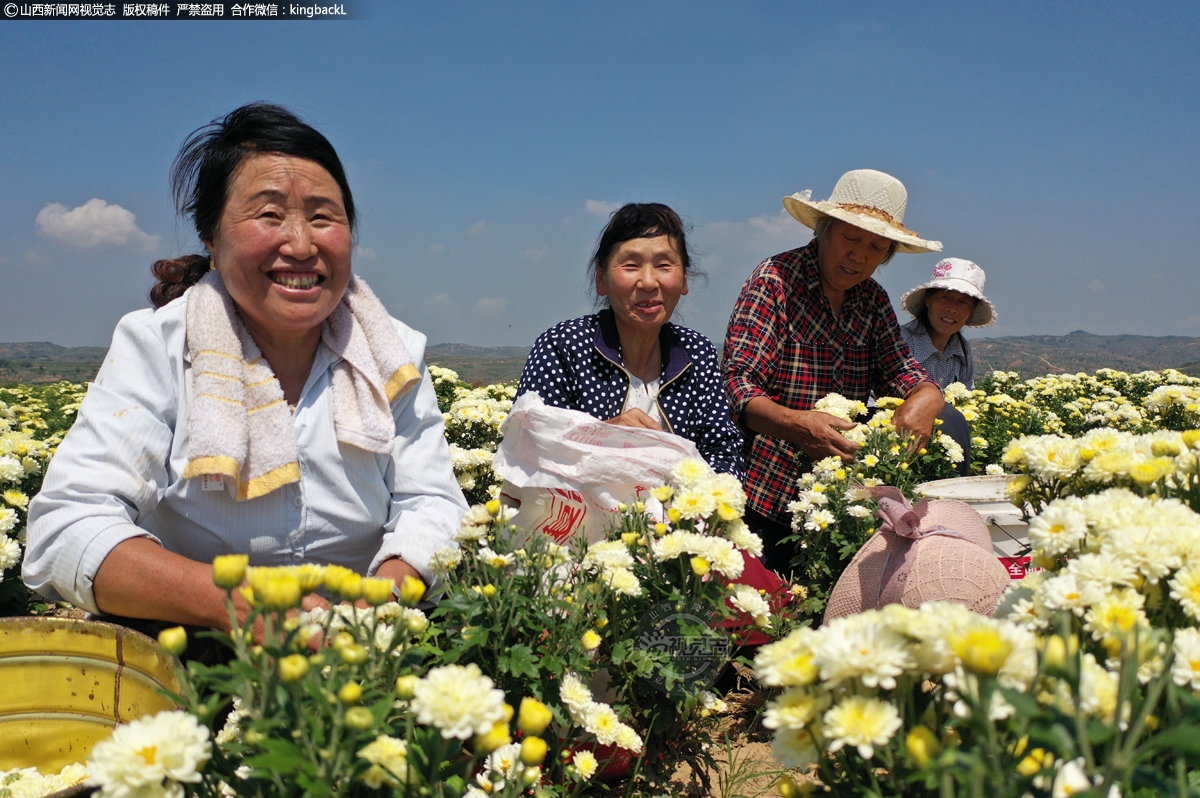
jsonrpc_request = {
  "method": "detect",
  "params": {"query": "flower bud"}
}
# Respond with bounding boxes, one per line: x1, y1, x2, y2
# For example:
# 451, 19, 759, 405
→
157, 626, 187, 657
482, 584, 497, 598
339, 643, 369, 665
905, 726, 940, 767
690, 556, 711, 576
212, 554, 249, 589
362, 577, 395, 606
338, 572, 364, 602
517, 697, 553, 735
406, 613, 428, 635
338, 682, 363, 704
667, 508, 682, 523
485, 499, 502, 517
344, 706, 374, 730
395, 674, 418, 700
521, 736, 548, 765
398, 575, 426, 606
621, 532, 638, 546
581, 630, 602, 651
475, 721, 511, 753
279, 653, 310, 682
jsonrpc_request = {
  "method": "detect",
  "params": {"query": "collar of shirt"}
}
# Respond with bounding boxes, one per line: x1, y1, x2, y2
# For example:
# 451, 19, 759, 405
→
595, 308, 692, 381
902, 317, 966, 364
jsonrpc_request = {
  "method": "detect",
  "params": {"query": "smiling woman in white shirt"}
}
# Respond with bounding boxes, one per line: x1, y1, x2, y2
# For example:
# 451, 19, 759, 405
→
23, 104, 467, 640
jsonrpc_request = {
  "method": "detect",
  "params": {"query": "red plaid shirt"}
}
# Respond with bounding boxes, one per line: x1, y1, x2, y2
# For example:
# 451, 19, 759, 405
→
722, 240, 933, 523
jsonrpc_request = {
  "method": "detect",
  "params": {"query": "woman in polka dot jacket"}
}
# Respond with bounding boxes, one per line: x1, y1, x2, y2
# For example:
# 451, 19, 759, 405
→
516, 203, 745, 480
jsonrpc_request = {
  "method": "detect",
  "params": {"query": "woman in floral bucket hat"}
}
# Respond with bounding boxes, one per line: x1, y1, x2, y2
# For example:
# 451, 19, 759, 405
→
900, 258, 997, 391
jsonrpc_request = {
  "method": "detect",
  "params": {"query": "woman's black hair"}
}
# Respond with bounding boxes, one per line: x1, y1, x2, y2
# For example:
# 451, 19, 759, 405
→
150, 103, 355, 308
586, 203, 704, 301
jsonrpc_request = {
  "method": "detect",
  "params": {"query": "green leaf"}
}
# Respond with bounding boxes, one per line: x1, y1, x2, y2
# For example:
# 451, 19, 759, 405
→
507, 644, 540, 680
243, 738, 311, 774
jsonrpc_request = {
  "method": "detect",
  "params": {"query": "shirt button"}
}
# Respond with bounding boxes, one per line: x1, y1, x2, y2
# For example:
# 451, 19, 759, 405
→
292, 496, 303, 507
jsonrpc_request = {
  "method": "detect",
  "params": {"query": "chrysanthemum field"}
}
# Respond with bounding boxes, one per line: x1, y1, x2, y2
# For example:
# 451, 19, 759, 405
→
4, 366, 1200, 798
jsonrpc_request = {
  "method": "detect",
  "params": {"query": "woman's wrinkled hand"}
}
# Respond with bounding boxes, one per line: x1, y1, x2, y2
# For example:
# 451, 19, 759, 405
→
790, 410, 860, 463
604, 408, 662, 430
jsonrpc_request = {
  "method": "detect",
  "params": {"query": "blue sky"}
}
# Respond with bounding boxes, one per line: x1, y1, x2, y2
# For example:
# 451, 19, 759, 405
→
2, 1, 1197, 350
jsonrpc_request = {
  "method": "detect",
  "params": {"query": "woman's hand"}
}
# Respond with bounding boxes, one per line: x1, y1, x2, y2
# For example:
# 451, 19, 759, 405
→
604, 408, 662, 430
891, 382, 945, 453
742, 396, 860, 462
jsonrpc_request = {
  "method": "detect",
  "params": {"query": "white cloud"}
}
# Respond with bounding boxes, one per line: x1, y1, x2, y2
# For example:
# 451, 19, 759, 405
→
701, 210, 800, 249
354, 245, 377, 262
36, 198, 159, 250
469, 220, 499, 236
425, 294, 461, 315
426, 243, 445, 255
585, 200, 621, 216
475, 297, 508, 316
1088, 280, 1105, 293
523, 246, 549, 261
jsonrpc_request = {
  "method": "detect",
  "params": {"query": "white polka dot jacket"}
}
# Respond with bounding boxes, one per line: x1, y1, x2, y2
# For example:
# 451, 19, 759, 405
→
516, 309, 746, 481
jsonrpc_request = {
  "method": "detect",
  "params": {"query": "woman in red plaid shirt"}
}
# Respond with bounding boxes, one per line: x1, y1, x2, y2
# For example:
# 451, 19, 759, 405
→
722, 169, 947, 570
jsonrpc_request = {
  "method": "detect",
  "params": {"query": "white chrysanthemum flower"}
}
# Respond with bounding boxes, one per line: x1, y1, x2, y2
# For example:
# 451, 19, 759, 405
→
0, 456, 24, 483
583, 540, 635, 572
938, 432, 964, 463
670, 457, 710, 488
357, 735, 409, 788
754, 627, 819, 687
602, 567, 642, 597
1169, 565, 1200, 620
485, 742, 522, 780
707, 538, 745, 579
1067, 551, 1138, 593
814, 613, 915, 690
580, 702, 621, 745
477, 547, 515, 569
88, 710, 211, 798
762, 687, 829, 731
1052, 758, 1092, 798
697, 691, 728, 715
614, 723, 643, 753
571, 750, 598, 781
673, 486, 718, 520
771, 727, 818, 769
729, 584, 771, 625
804, 508, 836, 533
559, 672, 593, 714
411, 663, 506, 739
0, 536, 20, 571
1082, 589, 1146, 642
1037, 573, 1104, 616
707, 472, 747, 514
822, 695, 902, 759
1172, 628, 1200, 690
985, 463, 1005, 475
1078, 654, 1124, 727
430, 546, 463, 574
0, 507, 16, 534
725, 521, 764, 557
846, 504, 873, 519
215, 697, 248, 745
814, 392, 867, 421
1028, 498, 1089, 557
651, 531, 687, 561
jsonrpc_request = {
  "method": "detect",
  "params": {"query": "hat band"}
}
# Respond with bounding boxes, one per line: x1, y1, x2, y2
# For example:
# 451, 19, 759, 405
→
833, 202, 919, 237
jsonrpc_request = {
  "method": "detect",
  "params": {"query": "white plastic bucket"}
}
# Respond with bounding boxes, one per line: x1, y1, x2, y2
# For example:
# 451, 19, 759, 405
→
915, 475, 1032, 579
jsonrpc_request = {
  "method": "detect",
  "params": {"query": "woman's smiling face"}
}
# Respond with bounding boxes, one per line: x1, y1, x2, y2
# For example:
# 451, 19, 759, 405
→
596, 234, 689, 339
206, 153, 353, 347
924, 288, 978, 339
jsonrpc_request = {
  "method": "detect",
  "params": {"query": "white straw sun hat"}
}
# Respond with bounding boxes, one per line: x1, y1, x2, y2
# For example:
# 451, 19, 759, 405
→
782, 169, 943, 254
902, 258, 997, 327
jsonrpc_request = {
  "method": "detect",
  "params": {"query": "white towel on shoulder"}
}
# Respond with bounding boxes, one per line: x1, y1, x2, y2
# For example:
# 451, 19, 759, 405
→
183, 270, 421, 500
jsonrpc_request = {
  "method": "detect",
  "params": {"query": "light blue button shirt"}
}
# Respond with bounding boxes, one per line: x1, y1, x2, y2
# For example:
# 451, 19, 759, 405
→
23, 294, 467, 612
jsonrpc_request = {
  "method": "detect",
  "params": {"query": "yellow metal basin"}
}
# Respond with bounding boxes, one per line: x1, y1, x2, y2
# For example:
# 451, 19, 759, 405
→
0, 617, 181, 771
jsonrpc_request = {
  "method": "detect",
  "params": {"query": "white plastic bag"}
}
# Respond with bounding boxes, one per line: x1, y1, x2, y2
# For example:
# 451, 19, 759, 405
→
491, 392, 704, 544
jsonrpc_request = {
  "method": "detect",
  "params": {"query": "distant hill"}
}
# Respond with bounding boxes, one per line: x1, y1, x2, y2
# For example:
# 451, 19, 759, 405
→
3, 332, 1199, 387
968, 331, 1200, 380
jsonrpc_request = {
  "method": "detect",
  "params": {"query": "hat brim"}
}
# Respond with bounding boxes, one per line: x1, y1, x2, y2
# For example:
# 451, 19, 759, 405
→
902, 280, 997, 327
782, 195, 943, 254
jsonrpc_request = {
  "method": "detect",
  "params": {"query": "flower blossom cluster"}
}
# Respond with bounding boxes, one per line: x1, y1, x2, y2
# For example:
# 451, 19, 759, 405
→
558, 672, 644, 753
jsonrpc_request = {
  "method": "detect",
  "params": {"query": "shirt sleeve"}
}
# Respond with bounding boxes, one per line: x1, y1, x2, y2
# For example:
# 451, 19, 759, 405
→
722, 265, 786, 425
23, 310, 178, 612
688, 339, 747, 481
870, 299, 937, 400
516, 325, 581, 410
373, 324, 469, 587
